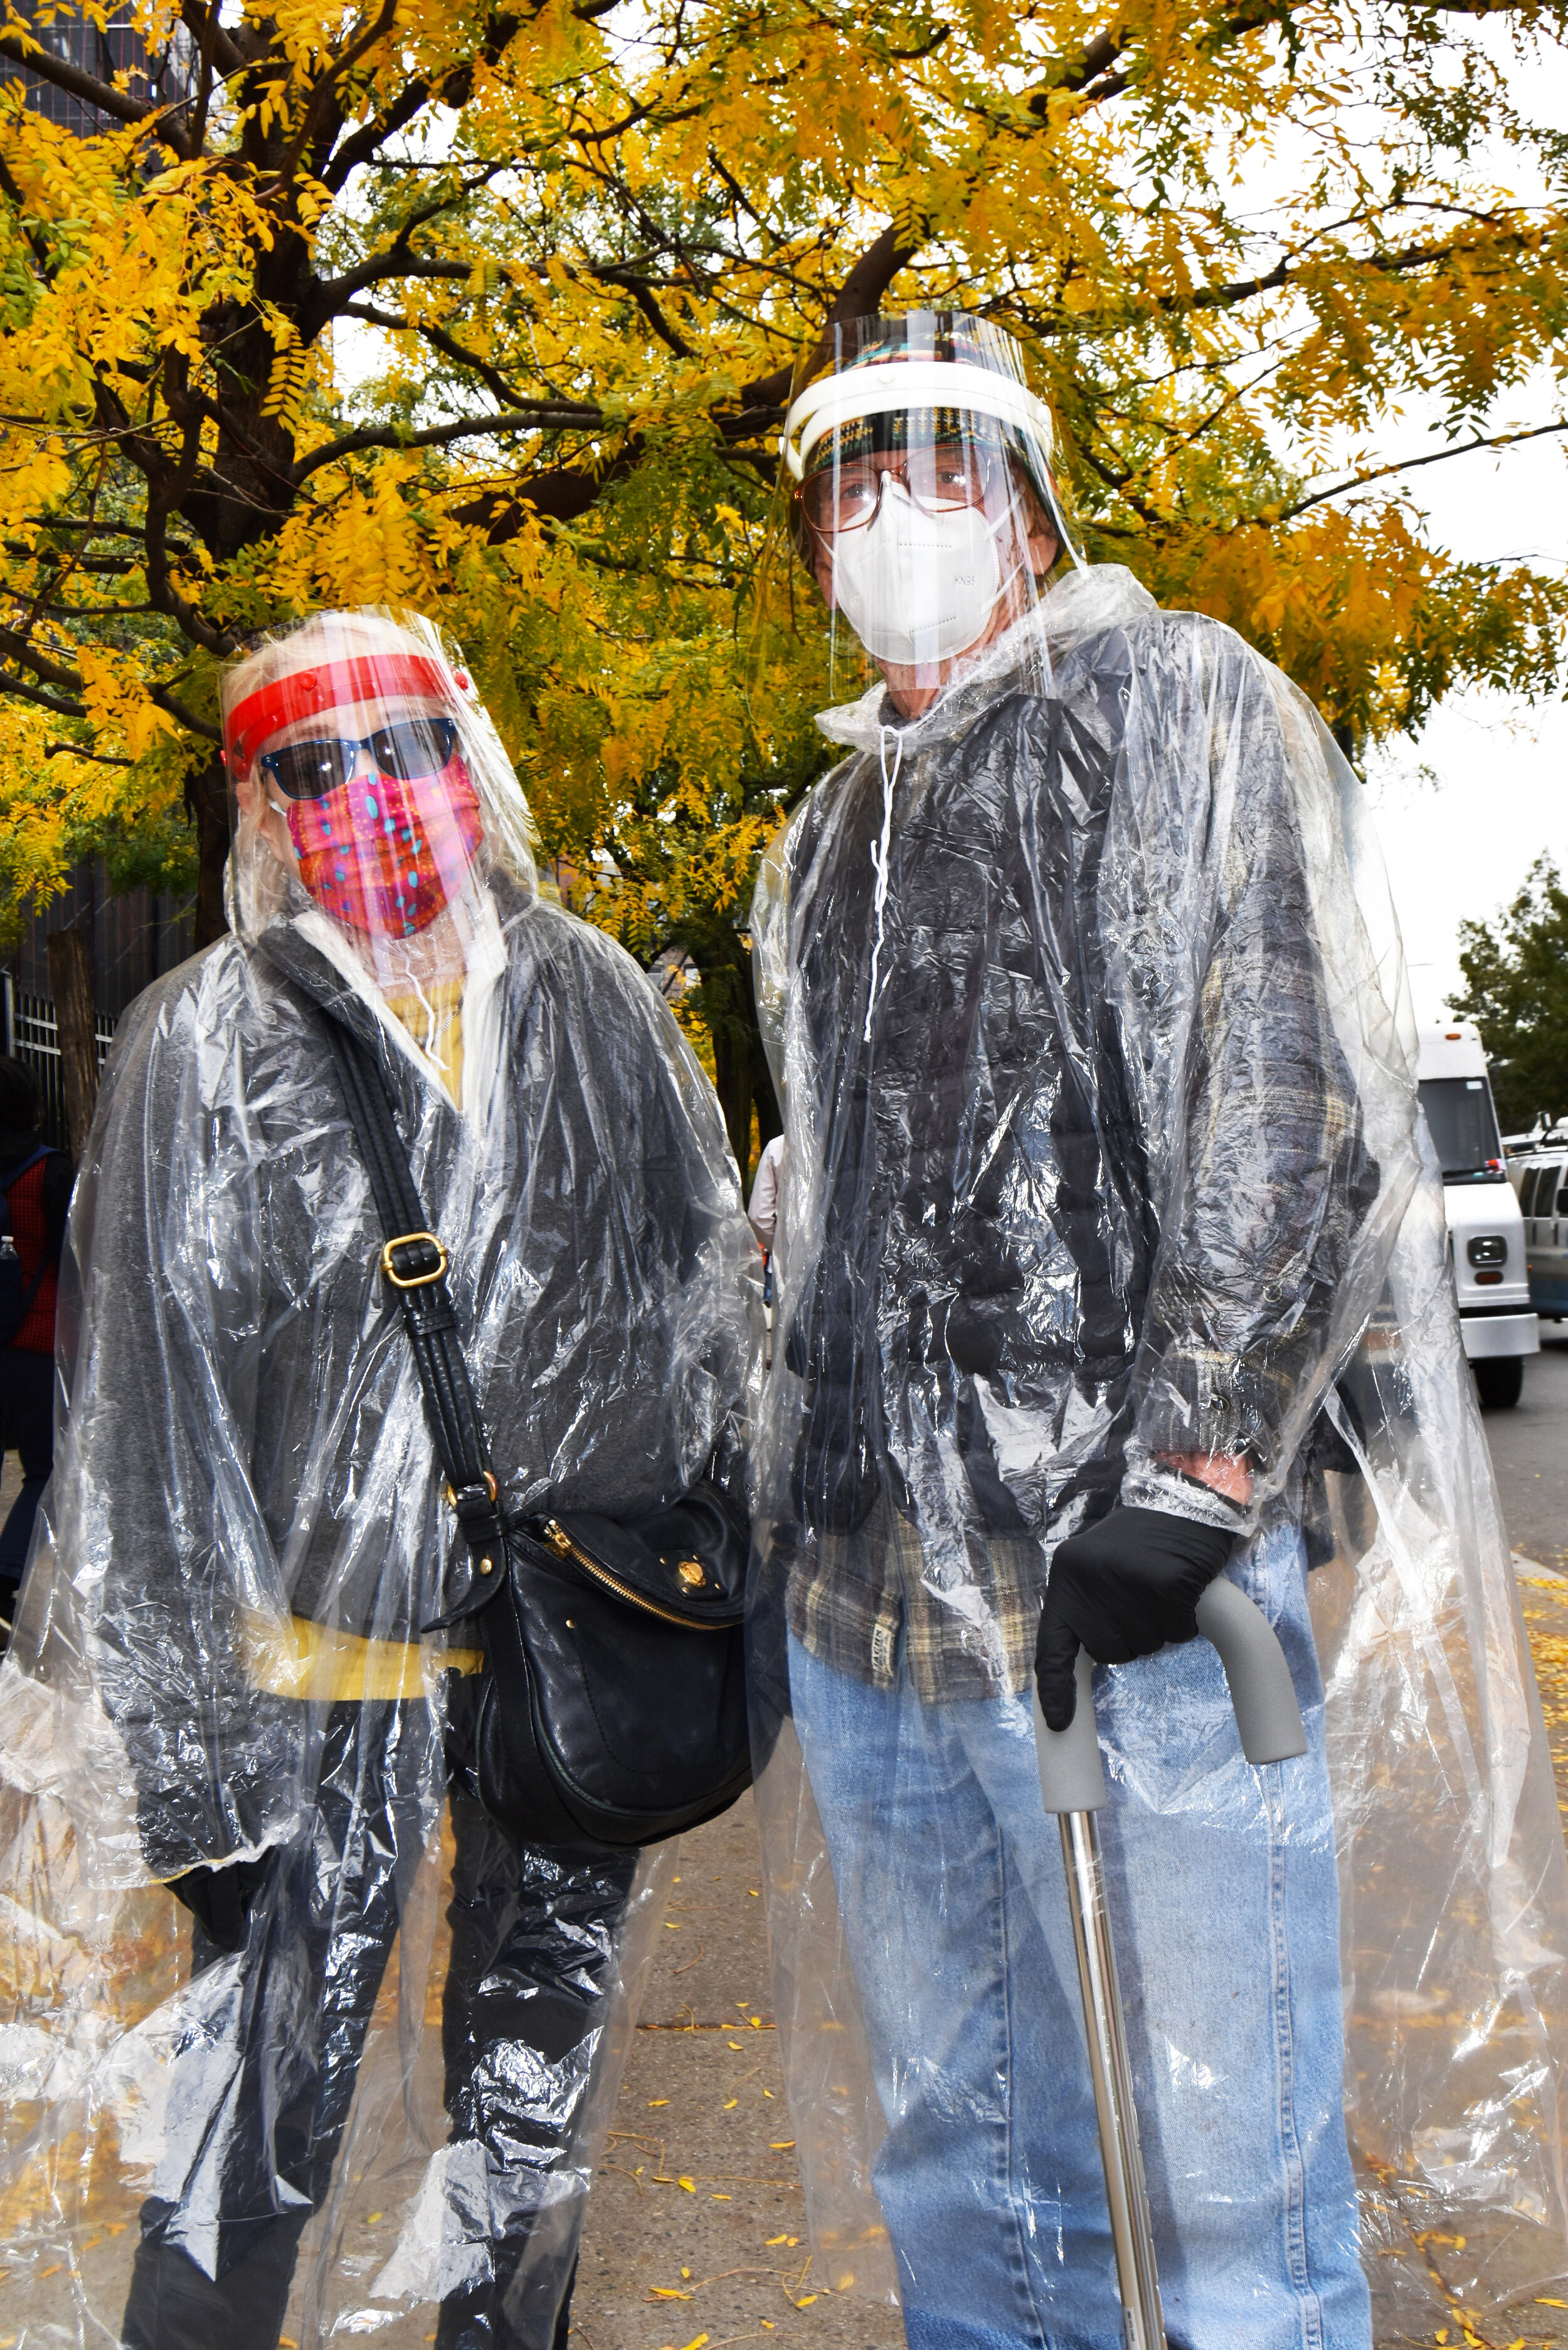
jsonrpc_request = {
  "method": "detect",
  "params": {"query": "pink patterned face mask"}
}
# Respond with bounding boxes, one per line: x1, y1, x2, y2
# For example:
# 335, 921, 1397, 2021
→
282, 756, 484, 937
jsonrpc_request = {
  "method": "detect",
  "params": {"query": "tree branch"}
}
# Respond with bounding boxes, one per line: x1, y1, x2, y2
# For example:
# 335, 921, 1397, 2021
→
313, 250, 473, 311
1276, 418, 1568, 522
591, 265, 696, 359
322, 6, 528, 193
177, 0, 246, 81
46, 739, 132, 763
0, 625, 84, 691
272, 0, 400, 188
0, 670, 86, 717
0, 29, 193, 153
341, 301, 528, 408
737, 223, 924, 420
290, 400, 606, 483
151, 682, 220, 739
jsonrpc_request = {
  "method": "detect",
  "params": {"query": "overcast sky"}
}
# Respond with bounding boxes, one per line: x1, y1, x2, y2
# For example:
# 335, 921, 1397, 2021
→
1358, 418, 1567, 1028
1344, 29, 1568, 1029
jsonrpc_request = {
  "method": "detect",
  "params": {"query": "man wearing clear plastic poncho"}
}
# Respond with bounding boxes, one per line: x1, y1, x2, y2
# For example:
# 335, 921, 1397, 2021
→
0, 611, 755, 2349
748, 313, 1568, 2347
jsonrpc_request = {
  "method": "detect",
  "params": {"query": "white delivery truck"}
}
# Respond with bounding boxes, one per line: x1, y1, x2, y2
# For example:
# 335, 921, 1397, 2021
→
1416, 1023, 1539, 1407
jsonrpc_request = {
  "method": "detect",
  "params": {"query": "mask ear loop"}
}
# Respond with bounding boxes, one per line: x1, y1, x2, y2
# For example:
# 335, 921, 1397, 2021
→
864, 722, 904, 1045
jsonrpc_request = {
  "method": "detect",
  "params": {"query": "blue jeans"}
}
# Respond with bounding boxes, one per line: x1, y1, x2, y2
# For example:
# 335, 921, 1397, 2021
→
789, 1526, 1370, 2350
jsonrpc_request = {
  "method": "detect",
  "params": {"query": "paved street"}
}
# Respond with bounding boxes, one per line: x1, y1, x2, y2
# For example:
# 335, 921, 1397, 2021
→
1481, 1323, 1568, 1571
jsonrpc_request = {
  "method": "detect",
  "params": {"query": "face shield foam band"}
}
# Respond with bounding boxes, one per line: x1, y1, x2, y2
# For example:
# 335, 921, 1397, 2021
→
780, 361, 1057, 482
226, 652, 450, 775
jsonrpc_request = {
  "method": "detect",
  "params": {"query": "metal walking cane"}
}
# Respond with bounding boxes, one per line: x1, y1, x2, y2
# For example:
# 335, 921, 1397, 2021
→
1032, 1577, 1310, 2350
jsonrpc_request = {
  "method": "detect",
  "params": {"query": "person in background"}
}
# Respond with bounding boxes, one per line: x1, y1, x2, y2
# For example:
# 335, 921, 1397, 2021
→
747, 1131, 786, 1257
0, 1053, 70, 1635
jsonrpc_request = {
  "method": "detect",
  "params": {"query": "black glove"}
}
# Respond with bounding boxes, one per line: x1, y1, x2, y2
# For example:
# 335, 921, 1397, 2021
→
1035, 1505, 1237, 1732
167, 1853, 273, 1956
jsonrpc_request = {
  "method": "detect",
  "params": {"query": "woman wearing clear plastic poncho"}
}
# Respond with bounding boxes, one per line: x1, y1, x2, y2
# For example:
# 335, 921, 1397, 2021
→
746, 312, 1568, 2348
0, 610, 755, 2350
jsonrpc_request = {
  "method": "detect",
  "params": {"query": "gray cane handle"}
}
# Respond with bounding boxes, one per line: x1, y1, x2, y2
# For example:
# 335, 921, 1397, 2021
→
1034, 1651, 1108, 1814
1034, 1582, 1306, 1814
1193, 1579, 1307, 1765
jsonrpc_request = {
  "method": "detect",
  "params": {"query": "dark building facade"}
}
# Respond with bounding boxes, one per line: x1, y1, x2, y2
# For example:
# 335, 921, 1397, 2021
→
1, 4, 198, 1139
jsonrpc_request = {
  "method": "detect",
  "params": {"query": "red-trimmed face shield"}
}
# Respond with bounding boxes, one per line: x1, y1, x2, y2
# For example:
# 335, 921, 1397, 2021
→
226, 649, 484, 939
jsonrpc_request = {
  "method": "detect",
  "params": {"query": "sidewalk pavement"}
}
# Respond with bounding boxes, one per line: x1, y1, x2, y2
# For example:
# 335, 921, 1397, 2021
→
571, 1792, 903, 2350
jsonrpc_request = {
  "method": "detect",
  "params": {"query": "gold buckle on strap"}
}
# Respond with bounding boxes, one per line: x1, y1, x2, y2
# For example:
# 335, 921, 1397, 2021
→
380, 1231, 448, 1288
444, 1471, 498, 1507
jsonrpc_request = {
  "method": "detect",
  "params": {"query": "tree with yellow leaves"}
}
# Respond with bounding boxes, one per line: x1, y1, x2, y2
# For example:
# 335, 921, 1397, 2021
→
0, 0, 1564, 1158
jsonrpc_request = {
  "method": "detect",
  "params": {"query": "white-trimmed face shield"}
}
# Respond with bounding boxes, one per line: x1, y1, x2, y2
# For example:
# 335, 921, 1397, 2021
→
781, 357, 1060, 488
779, 315, 1078, 689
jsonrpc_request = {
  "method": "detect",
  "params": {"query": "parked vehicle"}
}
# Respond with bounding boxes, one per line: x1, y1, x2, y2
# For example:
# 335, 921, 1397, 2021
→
1510, 1131, 1568, 1328
1416, 1024, 1539, 1407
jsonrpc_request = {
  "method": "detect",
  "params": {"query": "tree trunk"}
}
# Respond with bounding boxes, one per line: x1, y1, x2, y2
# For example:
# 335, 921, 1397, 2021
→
46, 925, 99, 1158
704, 950, 782, 1182
710, 997, 753, 1177
190, 749, 231, 947
751, 1022, 782, 1150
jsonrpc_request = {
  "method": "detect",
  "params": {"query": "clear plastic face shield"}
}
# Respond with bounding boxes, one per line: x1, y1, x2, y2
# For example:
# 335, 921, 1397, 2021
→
221, 608, 536, 997
782, 314, 1080, 710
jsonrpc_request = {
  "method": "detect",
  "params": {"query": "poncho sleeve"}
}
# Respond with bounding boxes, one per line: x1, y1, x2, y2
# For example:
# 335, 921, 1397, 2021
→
50, 959, 305, 1880
1123, 627, 1381, 1523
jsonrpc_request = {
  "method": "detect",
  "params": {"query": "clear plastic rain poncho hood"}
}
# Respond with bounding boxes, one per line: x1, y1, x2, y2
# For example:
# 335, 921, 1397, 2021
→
0, 608, 756, 2347
750, 346, 1568, 2342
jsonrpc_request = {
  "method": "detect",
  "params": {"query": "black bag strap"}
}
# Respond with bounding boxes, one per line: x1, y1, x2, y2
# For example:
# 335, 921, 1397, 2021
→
320, 1016, 506, 1618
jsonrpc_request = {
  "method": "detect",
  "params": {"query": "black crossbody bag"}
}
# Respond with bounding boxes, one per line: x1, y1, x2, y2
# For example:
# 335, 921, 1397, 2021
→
322, 1017, 753, 1850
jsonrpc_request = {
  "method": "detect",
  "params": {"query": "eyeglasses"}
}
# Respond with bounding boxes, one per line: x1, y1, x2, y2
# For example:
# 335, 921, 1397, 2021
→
258, 716, 460, 802
796, 441, 1012, 537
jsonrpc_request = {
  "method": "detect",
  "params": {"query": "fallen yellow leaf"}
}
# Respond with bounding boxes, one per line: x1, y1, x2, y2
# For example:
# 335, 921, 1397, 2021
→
766, 2235, 790, 2246
711, 2192, 731, 2200
678, 2176, 696, 2193
728, 2040, 743, 2050
798, 2293, 818, 2306
677, 2337, 709, 2350
366, 2212, 383, 2224
648, 2099, 670, 2107
723, 2098, 738, 2109
650, 2287, 693, 2300
750, 2016, 763, 2029
770, 2141, 795, 2150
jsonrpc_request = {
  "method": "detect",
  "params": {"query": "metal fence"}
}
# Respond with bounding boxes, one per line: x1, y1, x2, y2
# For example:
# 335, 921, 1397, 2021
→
2, 978, 117, 1152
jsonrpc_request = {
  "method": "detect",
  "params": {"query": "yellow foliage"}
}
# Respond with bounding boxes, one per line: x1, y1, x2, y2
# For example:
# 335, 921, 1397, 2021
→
0, 0, 1560, 1125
